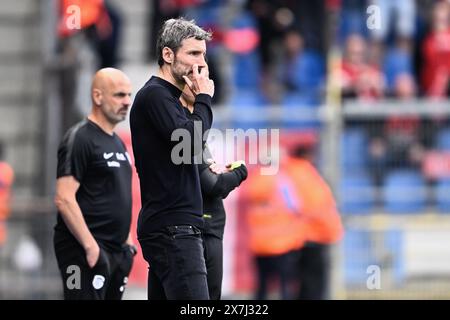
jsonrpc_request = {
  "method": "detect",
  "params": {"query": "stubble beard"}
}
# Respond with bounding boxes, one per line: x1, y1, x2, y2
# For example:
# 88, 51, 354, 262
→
104, 108, 125, 125
171, 58, 191, 85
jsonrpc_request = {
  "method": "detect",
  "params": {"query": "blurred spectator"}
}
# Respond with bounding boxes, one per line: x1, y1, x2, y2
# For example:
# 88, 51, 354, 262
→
421, 0, 450, 98
0, 142, 14, 246
367, 38, 385, 68
285, 143, 344, 300
413, 0, 435, 85
337, 0, 370, 43
148, 1, 180, 61
383, 37, 414, 94
245, 141, 344, 300
392, 72, 418, 99
58, 0, 122, 68
97, 1, 123, 68
369, 0, 416, 43
184, 2, 226, 103
244, 149, 305, 300
281, 29, 325, 105
340, 34, 384, 100
245, 0, 298, 102
57, 0, 123, 133
290, 0, 327, 54
369, 73, 425, 185
245, 0, 291, 69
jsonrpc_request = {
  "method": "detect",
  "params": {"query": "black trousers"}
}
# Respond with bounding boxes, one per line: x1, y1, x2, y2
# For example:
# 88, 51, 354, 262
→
203, 233, 223, 300
254, 251, 297, 300
54, 236, 134, 300
139, 225, 209, 300
297, 243, 330, 300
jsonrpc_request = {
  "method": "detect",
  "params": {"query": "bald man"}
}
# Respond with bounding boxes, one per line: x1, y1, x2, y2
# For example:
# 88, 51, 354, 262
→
54, 68, 136, 300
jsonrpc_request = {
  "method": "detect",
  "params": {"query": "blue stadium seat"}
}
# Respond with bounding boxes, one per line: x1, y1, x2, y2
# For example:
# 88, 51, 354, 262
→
284, 50, 324, 106
436, 128, 450, 151
339, 172, 375, 214
383, 170, 427, 214
383, 48, 413, 90
232, 51, 261, 89
435, 178, 450, 213
344, 229, 404, 286
340, 128, 368, 172
231, 11, 257, 29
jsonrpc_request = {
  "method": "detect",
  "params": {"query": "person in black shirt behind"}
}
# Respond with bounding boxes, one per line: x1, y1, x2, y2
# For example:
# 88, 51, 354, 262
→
130, 18, 214, 299
180, 88, 248, 299
54, 68, 137, 300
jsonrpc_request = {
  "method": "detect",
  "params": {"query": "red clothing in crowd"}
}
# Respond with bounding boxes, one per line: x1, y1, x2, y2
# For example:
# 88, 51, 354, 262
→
341, 61, 384, 100
421, 28, 450, 97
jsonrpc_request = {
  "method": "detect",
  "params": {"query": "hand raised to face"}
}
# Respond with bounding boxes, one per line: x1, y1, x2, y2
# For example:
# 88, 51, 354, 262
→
182, 64, 215, 98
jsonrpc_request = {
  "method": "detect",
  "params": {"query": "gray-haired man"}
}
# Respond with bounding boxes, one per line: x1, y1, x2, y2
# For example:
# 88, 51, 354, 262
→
130, 18, 214, 299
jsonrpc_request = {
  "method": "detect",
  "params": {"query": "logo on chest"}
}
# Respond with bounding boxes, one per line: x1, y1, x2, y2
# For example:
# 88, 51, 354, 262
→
103, 152, 114, 159
102, 152, 131, 168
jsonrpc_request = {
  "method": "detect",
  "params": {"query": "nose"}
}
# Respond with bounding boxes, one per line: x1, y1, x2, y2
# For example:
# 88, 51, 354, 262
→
124, 95, 132, 107
197, 54, 207, 68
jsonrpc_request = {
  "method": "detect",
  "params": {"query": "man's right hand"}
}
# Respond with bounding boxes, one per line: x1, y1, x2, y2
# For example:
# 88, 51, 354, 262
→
85, 242, 100, 268
183, 64, 215, 98
207, 158, 224, 174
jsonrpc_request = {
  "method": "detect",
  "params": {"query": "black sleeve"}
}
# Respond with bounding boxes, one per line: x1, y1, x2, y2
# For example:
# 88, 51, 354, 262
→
144, 87, 213, 155
200, 164, 248, 199
56, 127, 90, 182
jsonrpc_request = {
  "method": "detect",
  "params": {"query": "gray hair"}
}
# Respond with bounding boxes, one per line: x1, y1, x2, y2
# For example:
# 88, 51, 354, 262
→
156, 17, 212, 67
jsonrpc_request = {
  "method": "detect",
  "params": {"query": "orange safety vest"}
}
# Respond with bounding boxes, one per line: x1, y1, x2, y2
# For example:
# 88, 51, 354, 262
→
285, 157, 344, 244
58, 0, 110, 38
0, 161, 14, 245
244, 171, 306, 256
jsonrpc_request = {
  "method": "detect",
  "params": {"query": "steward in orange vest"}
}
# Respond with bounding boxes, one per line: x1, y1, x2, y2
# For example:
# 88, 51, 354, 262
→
0, 147, 14, 245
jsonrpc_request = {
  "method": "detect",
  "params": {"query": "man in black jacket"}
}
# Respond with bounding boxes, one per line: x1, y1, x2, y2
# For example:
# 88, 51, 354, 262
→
180, 88, 248, 299
130, 18, 214, 300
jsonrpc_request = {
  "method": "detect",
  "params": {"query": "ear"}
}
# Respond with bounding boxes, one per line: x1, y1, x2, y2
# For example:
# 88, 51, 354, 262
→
92, 88, 103, 106
162, 47, 174, 64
